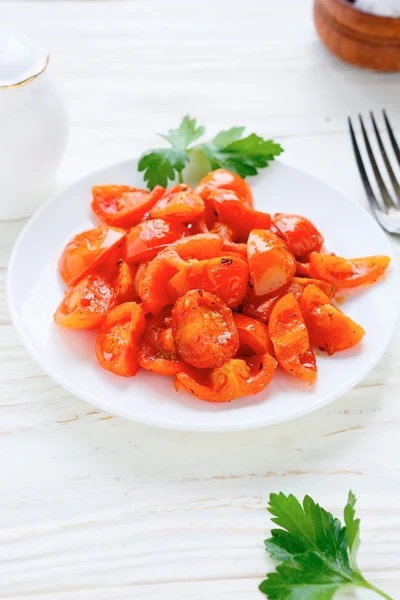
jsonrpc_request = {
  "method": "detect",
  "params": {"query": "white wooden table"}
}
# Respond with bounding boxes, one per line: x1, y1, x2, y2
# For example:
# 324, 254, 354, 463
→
1, 1, 400, 598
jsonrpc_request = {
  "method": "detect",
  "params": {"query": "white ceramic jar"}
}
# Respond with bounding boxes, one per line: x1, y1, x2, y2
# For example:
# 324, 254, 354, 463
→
0, 30, 68, 219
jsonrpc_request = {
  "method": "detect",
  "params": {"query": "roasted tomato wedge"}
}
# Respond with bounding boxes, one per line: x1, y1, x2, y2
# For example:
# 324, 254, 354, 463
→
196, 168, 253, 207
298, 284, 365, 354
114, 260, 139, 304
233, 313, 274, 356
59, 226, 126, 287
174, 353, 276, 402
247, 229, 296, 296
150, 184, 205, 222
295, 261, 314, 277
125, 219, 186, 263
171, 233, 224, 260
309, 253, 391, 288
95, 302, 146, 376
138, 312, 183, 376
138, 249, 187, 315
171, 290, 239, 369
54, 275, 116, 329
91, 185, 164, 228
269, 292, 317, 384
272, 213, 324, 257
208, 189, 270, 242
168, 256, 249, 308
240, 277, 334, 324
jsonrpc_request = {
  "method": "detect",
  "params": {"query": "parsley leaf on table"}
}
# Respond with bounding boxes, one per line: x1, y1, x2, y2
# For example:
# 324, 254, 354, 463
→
138, 115, 205, 189
259, 491, 392, 600
137, 116, 283, 189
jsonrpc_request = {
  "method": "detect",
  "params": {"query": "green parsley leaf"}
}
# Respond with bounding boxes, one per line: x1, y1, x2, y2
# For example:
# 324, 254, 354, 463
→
138, 115, 205, 189
260, 491, 393, 600
198, 131, 283, 178
137, 117, 283, 189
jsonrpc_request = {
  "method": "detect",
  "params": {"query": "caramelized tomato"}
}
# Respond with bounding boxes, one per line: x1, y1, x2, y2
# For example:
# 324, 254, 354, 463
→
247, 229, 296, 296
196, 168, 253, 207
150, 184, 205, 222
171, 290, 239, 369
309, 253, 391, 288
125, 219, 186, 263
95, 302, 146, 376
269, 292, 317, 384
92, 185, 164, 228
59, 226, 126, 287
272, 213, 324, 257
54, 275, 116, 329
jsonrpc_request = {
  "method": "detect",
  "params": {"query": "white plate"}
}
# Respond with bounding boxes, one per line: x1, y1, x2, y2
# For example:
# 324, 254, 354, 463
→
7, 160, 399, 431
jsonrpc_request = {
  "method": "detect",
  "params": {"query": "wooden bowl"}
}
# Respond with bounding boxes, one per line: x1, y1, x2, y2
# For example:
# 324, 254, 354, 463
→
314, 0, 400, 71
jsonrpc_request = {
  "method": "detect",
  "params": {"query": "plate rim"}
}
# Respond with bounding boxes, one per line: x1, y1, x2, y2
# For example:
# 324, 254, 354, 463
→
7, 158, 400, 432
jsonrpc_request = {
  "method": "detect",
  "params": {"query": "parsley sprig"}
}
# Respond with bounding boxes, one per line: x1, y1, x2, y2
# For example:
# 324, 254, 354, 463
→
138, 115, 283, 189
260, 491, 392, 600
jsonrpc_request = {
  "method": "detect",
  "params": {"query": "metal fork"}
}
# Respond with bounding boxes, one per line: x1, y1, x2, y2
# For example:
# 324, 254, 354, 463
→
348, 110, 400, 235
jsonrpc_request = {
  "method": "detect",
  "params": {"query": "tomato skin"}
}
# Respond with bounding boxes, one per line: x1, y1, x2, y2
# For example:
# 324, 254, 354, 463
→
95, 302, 146, 376
269, 292, 317, 384
272, 213, 324, 257
309, 253, 391, 288
59, 226, 126, 287
114, 261, 139, 304
150, 185, 205, 222
138, 313, 184, 376
92, 185, 165, 228
168, 256, 249, 309
138, 249, 187, 315
174, 353, 277, 402
208, 189, 270, 242
233, 313, 274, 356
171, 233, 224, 260
125, 219, 187, 263
196, 168, 254, 207
171, 290, 239, 369
298, 284, 365, 354
295, 261, 314, 277
54, 275, 116, 329
247, 229, 296, 296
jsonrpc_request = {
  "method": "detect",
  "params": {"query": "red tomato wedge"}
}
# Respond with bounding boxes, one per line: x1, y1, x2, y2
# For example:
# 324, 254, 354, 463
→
309, 253, 391, 288
54, 275, 116, 329
168, 256, 249, 308
298, 284, 365, 354
171, 290, 239, 369
114, 261, 139, 304
272, 213, 324, 257
233, 313, 274, 356
269, 292, 317, 384
92, 185, 165, 228
95, 302, 146, 376
208, 189, 270, 242
59, 226, 126, 287
196, 168, 254, 207
150, 184, 205, 222
174, 353, 276, 402
125, 219, 187, 263
247, 229, 296, 296
138, 312, 184, 376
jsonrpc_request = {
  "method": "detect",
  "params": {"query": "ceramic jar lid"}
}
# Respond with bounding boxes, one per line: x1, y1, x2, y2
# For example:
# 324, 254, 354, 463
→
0, 29, 48, 88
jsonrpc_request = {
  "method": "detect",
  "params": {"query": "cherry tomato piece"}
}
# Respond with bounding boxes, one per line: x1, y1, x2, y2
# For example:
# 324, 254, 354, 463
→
208, 189, 270, 242
114, 260, 139, 304
171, 290, 239, 369
196, 168, 254, 207
138, 313, 183, 376
138, 249, 187, 315
233, 313, 274, 356
309, 253, 391, 288
59, 226, 126, 287
269, 292, 317, 384
92, 185, 165, 228
150, 184, 205, 222
171, 233, 224, 260
168, 256, 249, 309
272, 213, 324, 257
247, 229, 296, 296
125, 219, 187, 263
174, 353, 277, 402
298, 284, 365, 354
54, 275, 116, 329
295, 261, 314, 277
95, 302, 146, 376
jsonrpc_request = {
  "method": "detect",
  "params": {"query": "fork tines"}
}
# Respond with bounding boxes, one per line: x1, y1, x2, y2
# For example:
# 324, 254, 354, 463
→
348, 110, 400, 233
